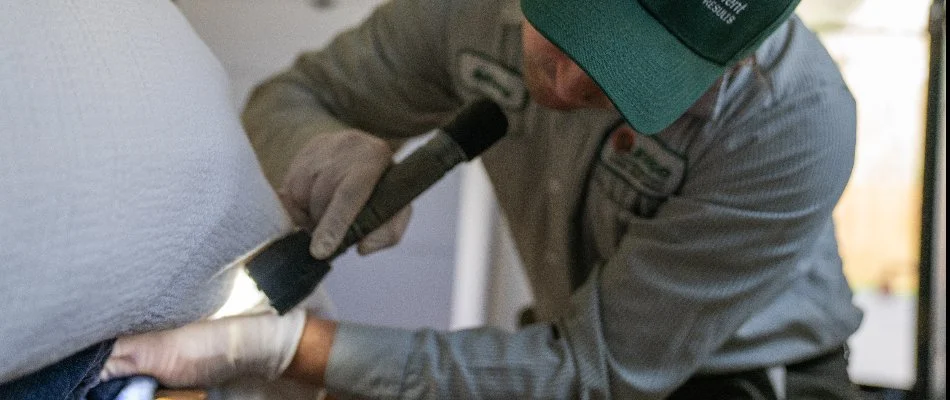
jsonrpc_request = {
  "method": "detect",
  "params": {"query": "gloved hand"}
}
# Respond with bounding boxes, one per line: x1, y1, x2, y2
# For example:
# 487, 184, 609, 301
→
279, 129, 412, 259
100, 309, 306, 388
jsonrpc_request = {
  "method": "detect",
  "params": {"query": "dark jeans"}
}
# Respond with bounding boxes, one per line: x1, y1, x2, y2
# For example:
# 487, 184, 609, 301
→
0, 340, 129, 400
668, 346, 862, 400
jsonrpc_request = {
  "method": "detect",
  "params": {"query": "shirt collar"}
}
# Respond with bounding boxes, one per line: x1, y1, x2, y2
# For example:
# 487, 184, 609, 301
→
502, 0, 524, 25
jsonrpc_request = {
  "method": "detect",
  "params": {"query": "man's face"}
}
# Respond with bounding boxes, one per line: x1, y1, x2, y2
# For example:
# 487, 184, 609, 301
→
521, 21, 614, 111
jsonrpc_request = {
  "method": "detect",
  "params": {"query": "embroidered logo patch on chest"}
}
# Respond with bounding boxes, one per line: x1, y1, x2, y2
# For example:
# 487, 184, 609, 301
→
458, 52, 527, 110
599, 124, 686, 198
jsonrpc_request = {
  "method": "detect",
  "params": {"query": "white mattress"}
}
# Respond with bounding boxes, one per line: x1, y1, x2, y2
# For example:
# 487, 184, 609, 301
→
0, 0, 290, 382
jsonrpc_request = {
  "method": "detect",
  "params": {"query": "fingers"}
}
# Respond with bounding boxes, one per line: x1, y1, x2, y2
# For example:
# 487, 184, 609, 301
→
99, 343, 139, 382
309, 166, 384, 258
279, 160, 319, 229
278, 190, 313, 229
277, 130, 394, 259
99, 312, 307, 388
99, 332, 167, 383
99, 331, 176, 386
357, 206, 412, 255
307, 134, 391, 259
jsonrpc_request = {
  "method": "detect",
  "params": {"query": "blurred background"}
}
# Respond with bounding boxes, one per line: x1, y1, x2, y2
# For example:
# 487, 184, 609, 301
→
174, 0, 945, 398
795, 0, 945, 397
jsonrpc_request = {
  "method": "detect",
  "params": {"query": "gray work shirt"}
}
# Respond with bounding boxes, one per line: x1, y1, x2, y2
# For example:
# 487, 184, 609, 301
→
242, 0, 864, 398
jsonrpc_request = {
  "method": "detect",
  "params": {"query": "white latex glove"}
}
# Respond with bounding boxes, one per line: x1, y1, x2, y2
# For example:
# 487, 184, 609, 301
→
279, 129, 412, 259
100, 309, 306, 388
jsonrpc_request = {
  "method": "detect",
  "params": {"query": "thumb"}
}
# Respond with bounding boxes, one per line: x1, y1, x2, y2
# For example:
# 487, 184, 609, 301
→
99, 341, 144, 381
356, 206, 412, 255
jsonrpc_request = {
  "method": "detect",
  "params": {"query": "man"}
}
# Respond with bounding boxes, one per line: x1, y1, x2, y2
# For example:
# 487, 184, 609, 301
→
102, 0, 865, 398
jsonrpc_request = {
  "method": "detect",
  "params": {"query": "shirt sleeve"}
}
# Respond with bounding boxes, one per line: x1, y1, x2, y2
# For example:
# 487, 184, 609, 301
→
585, 87, 857, 398
323, 82, 856, 399
240, 0, 462, 186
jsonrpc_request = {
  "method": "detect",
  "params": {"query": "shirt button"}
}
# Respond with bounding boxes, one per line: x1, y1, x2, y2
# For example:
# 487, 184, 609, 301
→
547, 179, 562, 195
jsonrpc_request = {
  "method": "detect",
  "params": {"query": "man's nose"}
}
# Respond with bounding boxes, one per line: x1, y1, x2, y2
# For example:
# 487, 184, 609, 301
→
553, 60, 606, 107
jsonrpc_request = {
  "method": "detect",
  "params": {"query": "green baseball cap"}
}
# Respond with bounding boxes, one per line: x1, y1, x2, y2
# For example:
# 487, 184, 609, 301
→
521, 0, 801, 134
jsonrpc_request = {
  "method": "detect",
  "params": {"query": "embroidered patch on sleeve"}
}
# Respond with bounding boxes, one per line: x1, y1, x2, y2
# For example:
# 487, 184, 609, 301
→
458, 51, 528, 110
600, 124, 687, 198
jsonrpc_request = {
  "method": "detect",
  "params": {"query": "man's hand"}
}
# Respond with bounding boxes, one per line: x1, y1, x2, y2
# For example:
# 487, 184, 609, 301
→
279, 129, 412, 259
100, 310, 307, 388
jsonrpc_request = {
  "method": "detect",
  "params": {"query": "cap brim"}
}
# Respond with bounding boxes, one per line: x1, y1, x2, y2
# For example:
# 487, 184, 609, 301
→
522, 0, 724, 134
